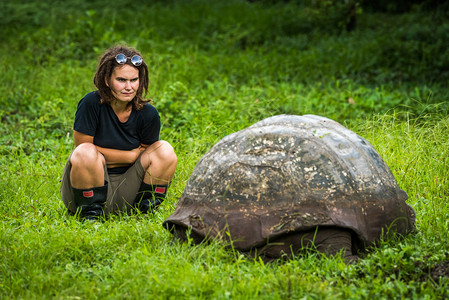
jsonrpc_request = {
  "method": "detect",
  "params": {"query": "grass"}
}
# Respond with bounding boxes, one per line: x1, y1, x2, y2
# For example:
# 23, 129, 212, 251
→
1, 0, 448, 298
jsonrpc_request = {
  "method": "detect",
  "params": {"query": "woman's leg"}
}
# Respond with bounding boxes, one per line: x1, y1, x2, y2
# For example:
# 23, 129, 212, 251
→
69, 143, 108, 220
139, 140, 177, 186
70, 143, 105, 188
134, 140, 177, 213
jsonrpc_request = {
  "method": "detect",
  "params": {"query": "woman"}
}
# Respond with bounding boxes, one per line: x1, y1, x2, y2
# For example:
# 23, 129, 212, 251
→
60, 45, 177, 220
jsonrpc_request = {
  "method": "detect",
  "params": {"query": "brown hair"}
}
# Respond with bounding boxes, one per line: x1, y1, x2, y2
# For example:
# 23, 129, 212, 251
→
93, 45, 150, 110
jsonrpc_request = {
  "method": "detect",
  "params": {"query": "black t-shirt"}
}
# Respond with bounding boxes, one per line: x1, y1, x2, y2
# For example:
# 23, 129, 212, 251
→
74, 91, 161, 174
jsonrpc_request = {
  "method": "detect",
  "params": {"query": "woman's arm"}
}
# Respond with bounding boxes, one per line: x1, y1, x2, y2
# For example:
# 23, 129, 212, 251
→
74, 130, 94, 146
73, 130, 144, 168
96, 145, 143, 167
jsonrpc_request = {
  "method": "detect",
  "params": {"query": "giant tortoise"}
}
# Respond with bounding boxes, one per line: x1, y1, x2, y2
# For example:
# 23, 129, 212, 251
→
163, 115, 415, 261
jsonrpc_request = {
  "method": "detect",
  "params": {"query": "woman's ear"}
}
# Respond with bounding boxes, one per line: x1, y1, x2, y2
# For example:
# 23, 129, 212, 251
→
105, 78, 109, 87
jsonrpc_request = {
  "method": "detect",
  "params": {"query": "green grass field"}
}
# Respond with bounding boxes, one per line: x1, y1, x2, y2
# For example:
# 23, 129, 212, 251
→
1, 0, 448, 298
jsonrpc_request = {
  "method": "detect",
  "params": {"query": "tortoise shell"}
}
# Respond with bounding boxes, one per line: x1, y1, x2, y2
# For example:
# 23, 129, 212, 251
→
163, 115, 415, 253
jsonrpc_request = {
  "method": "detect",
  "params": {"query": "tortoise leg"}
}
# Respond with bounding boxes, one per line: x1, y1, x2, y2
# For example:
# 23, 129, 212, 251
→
313, 227, 359, 263
169, 224, 205, 245
253, 227, 359, 263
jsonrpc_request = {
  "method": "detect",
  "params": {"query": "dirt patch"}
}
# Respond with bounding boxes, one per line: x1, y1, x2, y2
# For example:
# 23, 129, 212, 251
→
429, 261, 449, 282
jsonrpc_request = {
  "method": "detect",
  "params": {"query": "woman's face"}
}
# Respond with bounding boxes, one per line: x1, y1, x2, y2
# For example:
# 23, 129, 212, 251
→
106, 64, 140, 104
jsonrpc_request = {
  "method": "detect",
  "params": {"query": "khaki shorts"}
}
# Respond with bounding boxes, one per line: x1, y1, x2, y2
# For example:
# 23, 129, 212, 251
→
60, 154, 145, 215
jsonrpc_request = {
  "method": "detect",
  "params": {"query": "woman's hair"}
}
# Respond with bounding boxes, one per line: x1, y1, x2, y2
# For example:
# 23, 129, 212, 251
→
93, 45, 150, 110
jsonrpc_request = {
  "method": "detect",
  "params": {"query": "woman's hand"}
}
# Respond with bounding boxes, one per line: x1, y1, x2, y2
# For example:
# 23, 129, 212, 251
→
101, 146, 142, 168
130, 145, 147, 160
95, 145, 147, 168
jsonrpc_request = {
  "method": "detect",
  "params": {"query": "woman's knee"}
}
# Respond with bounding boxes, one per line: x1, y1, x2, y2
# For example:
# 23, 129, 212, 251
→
159, 141, 177, 163
146, 140, 177, 164
70, 143, 104, 167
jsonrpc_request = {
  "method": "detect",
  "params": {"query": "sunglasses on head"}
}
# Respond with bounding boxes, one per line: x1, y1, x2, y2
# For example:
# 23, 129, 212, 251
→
115, 53, 143, 66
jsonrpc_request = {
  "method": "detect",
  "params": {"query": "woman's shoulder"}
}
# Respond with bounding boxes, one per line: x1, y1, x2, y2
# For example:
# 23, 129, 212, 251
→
77, 91, 102, 109
139, 102, 159, 117
80, 91, 101, 104
76, 91, 103, 114
133, 103, 160, 126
